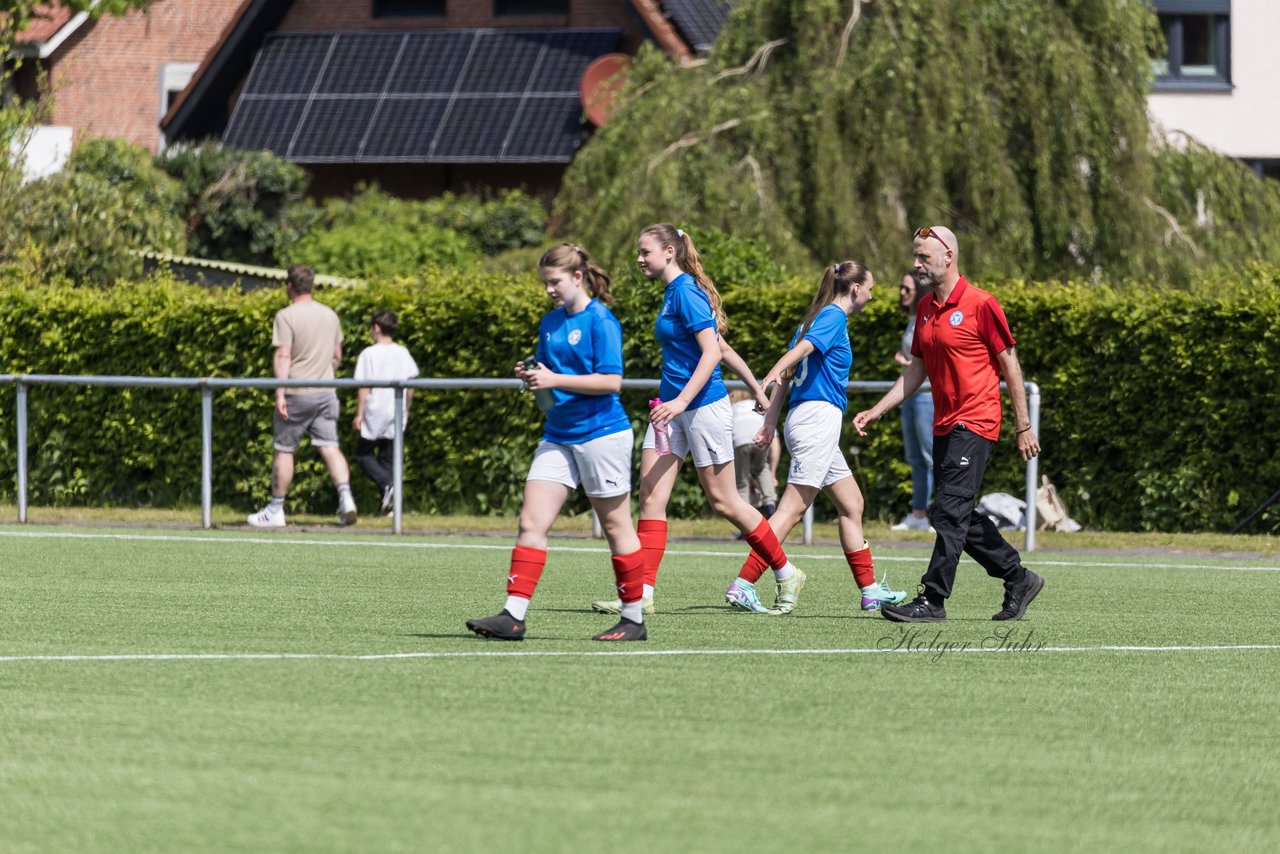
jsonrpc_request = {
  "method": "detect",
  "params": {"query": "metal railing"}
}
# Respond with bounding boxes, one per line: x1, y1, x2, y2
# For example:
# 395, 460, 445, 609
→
0, 375, 1041, 549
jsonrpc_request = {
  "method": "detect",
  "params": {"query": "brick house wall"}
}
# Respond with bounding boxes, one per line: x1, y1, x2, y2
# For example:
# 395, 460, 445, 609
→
30, 0, 243, 152
279, 0, 649, 51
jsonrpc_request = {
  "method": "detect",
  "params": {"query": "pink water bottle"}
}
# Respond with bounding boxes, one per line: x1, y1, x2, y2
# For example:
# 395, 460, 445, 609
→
649, 398, 672, 455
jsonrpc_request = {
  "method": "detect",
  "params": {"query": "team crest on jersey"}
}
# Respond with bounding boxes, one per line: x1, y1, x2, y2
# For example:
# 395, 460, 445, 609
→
568, 329, 582, 345
949, 310, 964, 326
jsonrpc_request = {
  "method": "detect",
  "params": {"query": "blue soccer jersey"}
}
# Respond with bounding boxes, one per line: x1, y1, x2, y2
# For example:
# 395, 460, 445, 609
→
788, 303, 853, 411
536, 299, 631, 445
655, 272, 726, 409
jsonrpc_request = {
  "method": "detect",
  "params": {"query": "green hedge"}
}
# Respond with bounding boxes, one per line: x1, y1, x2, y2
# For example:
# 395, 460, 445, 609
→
1, 265, 1278, 532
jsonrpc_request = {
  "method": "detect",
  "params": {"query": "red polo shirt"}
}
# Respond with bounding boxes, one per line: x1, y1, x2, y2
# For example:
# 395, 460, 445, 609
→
911, 276, 1016, 441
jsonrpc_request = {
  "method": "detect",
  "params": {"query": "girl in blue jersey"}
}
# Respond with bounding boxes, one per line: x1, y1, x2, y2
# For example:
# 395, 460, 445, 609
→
593, 223, 803, 617
467, 244, 647, 642
724, 261, 908, 615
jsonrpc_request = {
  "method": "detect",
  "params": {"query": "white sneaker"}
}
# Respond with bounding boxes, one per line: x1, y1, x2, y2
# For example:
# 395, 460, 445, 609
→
338, 494, 358, 526
247, 504, 285, 528
891, 514, 933, 532
379, 485, 394, 516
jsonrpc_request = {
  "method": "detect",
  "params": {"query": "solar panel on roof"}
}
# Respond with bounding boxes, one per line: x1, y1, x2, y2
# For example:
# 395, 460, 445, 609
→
224, 98, 309, 153
315, 33, 403, 95
363, 99, 450, 159
290, 98, 380, 160
223, 28, 621, 163
664, 0, 732, 54
502, 94, 584, 161
387, 31, 474, 94
460, 31, 546, 93
433, 96, 523, 160
240, 34, 334, 96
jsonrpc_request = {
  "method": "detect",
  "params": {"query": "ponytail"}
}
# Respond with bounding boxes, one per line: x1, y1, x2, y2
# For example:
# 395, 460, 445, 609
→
538, 243, 615, 305
640, 223, 727, 333
784, 261, 869, 380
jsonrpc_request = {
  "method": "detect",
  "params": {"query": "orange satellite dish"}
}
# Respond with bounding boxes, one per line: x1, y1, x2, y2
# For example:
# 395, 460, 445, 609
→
580, 53, 631, 127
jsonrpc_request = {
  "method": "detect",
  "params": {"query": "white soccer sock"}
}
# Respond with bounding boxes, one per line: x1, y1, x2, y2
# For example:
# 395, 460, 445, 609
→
773, 561, 796, 581
337, 482, 353, 499
642, 583, 654, 600
504, 595, 530, 621
620, 600, 643, 623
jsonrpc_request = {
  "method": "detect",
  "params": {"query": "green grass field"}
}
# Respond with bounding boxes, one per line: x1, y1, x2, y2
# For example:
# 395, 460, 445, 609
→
1, 524, 1277, 852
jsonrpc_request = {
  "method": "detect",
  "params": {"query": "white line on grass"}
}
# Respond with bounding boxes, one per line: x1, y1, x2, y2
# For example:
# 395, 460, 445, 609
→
1, 644, 1277, 664
2, 529, 1278, 573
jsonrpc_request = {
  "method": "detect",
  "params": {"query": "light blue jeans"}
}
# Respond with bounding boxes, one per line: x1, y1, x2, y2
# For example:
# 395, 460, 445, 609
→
901, 391, 934, 512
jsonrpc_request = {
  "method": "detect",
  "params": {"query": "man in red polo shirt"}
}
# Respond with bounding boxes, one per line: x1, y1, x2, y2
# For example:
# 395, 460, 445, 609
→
853, 226, 1043, 622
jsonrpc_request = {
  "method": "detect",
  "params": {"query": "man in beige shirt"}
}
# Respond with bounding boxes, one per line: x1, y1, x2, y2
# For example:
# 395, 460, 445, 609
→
248, 265, 358, 527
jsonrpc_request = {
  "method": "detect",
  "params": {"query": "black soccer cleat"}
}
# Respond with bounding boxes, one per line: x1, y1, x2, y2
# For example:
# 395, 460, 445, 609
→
993, 570, 1045, 621
881, 595, 947, 623
466, 610, 526, 641
592, 617, 647, 642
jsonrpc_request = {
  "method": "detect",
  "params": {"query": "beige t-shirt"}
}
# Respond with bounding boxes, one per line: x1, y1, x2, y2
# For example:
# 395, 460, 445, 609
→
272, 299, 344, 395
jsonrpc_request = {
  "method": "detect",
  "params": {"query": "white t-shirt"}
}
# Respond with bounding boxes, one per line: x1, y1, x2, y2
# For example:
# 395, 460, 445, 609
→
354, 342, 420, 440
731, 399, 765, 447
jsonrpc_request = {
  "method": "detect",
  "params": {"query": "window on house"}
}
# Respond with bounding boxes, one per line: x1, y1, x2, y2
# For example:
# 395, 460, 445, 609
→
494, 1, 570, 16
1152, 1, 1231, 90
161, 63, 199, 116
373, 0, 445, 17
1245, 160, 1280, 182
159, 63, 199, 150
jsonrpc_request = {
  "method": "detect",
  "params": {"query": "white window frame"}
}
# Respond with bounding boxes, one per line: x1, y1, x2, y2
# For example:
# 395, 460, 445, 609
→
159, 63, 200, 151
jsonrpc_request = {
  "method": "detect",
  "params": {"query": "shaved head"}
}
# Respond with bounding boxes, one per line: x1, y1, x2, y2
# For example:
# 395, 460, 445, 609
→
928, 226, 958, 260
912, 225, 960, 292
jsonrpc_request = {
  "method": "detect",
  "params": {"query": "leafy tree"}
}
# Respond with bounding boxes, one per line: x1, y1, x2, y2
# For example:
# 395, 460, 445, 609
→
156, 141, 318, 266
2, 139, 185, 284
558, 0, 1280, 283
1, 1, 158, 279
294, 185, 550, 277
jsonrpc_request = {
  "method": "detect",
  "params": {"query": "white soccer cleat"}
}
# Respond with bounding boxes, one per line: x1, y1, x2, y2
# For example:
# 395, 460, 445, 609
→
247, 504, 285, 528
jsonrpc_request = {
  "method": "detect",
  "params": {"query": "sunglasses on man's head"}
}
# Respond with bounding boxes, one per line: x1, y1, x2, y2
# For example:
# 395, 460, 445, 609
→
914, 227, 953, 254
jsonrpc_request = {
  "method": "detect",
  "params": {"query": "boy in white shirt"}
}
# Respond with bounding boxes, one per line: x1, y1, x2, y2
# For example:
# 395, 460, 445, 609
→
353, 310, 420, 514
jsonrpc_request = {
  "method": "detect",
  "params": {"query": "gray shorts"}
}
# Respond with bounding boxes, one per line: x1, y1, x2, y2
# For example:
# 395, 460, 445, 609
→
274, 392, 340, 452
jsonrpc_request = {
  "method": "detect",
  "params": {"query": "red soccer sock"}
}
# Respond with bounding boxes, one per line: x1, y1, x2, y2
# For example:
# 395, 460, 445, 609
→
743, 519, 788, 570
611, 549, 646, 603
737, 551, 770, 584
637, 519, 668, 589
846, 544, 876, 589
506, 545, 547, 600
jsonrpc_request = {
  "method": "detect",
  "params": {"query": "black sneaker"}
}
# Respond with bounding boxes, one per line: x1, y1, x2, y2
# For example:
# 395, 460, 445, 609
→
881, 594, 947, 623
592, 618, 647, 642
993, 570, 1044, 621
466, 610, 526, 641
380, 485, 394, 516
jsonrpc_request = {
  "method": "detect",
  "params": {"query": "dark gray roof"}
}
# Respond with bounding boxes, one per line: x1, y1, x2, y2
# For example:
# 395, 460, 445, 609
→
664, 0, 732, 53
223, 28, 622, 164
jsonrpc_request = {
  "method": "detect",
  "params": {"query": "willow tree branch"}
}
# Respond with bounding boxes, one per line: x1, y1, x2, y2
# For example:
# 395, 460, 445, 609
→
837, 0, 871, 69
